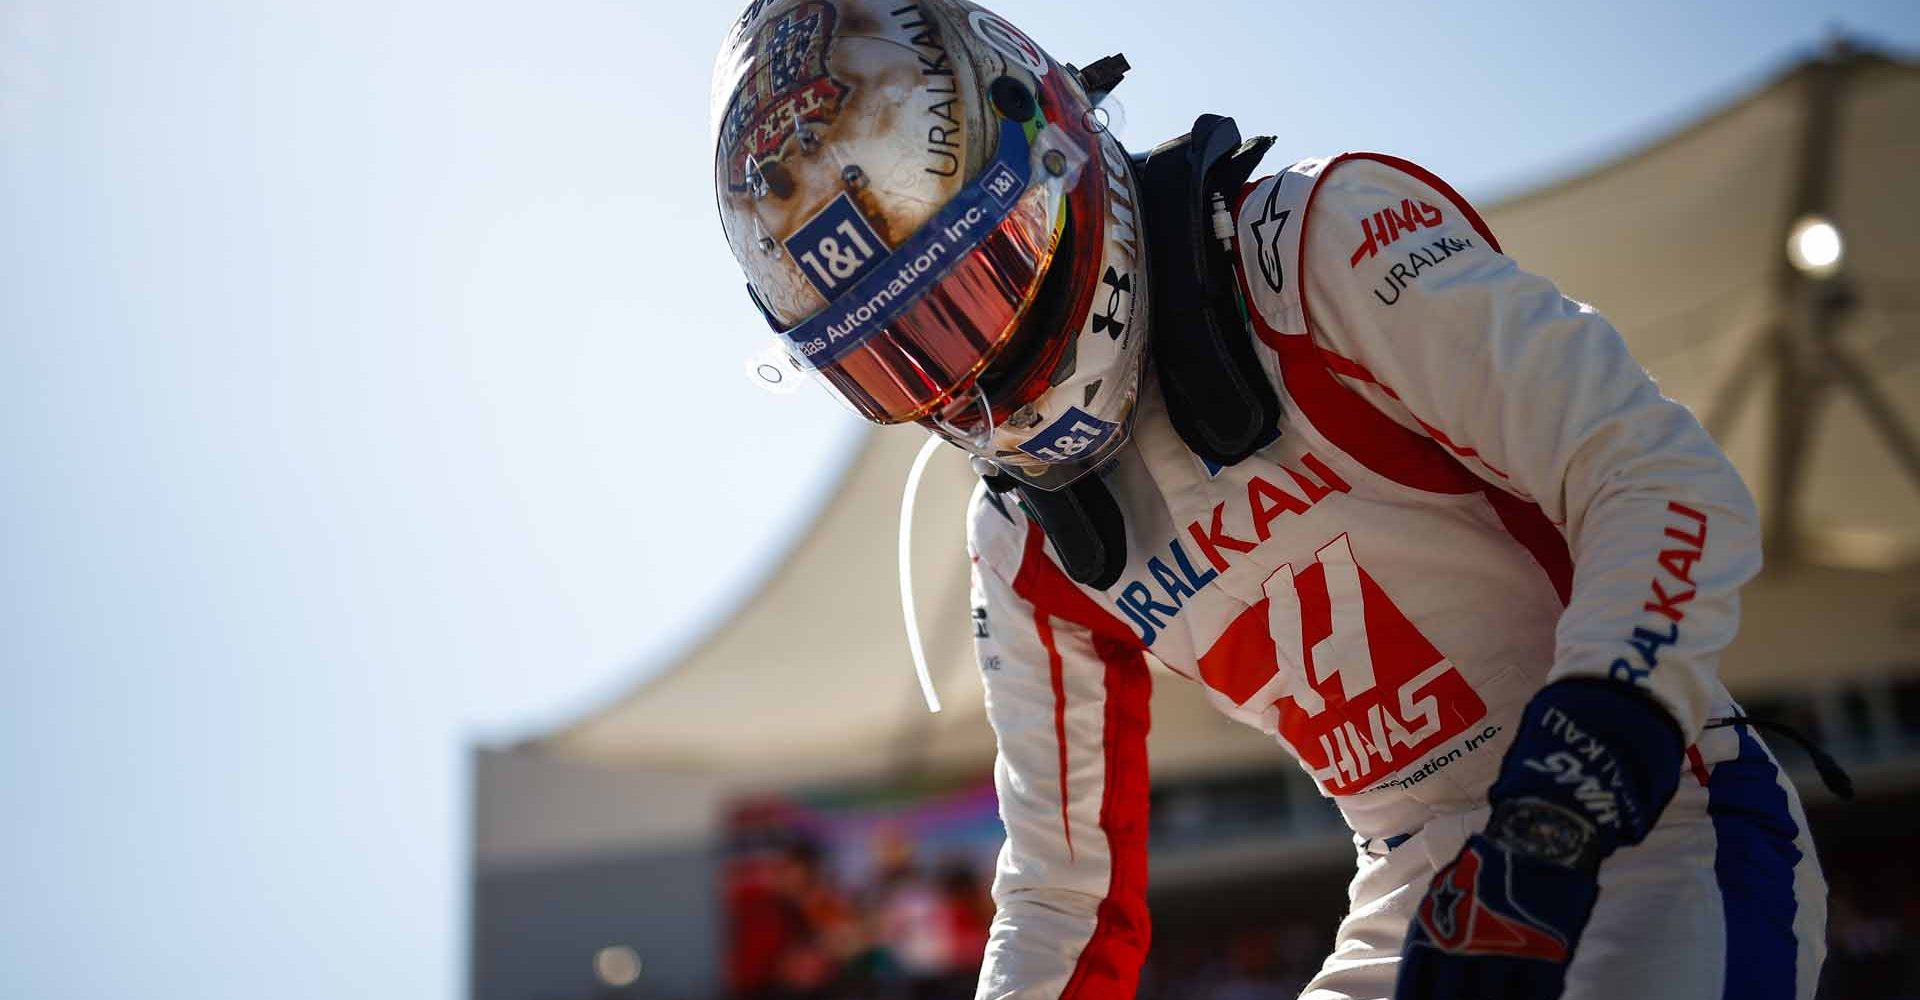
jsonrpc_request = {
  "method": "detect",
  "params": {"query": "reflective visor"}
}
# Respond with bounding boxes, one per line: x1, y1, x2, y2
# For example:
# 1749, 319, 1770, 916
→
768, 119, 1080, 424
814, 188, 1057, 422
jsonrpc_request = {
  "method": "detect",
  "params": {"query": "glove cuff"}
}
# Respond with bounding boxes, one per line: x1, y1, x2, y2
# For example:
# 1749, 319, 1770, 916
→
1487, 678, 1685, 861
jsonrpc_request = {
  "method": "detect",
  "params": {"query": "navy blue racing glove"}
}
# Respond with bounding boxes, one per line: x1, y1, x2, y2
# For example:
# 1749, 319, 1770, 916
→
1395, 678, 1684, 1000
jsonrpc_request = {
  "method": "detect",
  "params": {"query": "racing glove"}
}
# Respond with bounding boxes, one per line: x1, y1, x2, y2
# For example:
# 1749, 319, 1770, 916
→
1395, 678, 1684, 1000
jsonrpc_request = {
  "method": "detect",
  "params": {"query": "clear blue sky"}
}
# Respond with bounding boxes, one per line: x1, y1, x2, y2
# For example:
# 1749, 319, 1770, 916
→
2, 1, 1913, 997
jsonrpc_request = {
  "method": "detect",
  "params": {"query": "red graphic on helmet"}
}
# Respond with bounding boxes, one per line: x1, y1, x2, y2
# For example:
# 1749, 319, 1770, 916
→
968, 11, 1049, 77
719, 1, 850, 192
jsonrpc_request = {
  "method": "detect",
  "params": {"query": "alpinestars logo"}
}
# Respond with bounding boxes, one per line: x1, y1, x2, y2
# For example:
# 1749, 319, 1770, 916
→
1417, 845, 1569, 961
1249, 178, 1292, 293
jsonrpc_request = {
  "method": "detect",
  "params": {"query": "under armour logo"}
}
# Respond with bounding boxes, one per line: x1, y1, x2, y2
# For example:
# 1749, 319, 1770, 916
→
1091, 267, 1132, 339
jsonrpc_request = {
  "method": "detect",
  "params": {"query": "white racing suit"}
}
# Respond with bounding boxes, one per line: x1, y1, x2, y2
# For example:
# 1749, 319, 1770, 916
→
966, 153, 1827, 1000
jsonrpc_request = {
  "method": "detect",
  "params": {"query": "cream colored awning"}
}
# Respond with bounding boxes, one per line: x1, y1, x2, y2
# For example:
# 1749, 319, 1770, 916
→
539, 46, 1919, 778
1484, 46, 1920, 572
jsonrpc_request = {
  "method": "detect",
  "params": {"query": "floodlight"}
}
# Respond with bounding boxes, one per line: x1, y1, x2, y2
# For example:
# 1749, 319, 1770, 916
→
1787, 215, 1844, 277
594, 945, 642, 988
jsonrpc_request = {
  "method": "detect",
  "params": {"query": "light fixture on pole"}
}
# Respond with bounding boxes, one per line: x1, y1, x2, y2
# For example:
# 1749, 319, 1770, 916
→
1786, 215, 1845, 277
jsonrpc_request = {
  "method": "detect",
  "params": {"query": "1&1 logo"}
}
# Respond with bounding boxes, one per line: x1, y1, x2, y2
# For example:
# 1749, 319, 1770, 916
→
1016, 407, 1117, 465
784, 193, 889, 300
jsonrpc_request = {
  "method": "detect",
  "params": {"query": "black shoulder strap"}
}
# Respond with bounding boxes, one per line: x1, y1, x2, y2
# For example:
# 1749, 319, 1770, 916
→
1136, 114, 1281, 468
983, 473, 1128, 591
975, 115, 1277, 592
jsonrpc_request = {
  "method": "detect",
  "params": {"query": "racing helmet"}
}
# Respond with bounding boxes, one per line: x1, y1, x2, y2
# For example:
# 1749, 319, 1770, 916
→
712, 0, 1147, 489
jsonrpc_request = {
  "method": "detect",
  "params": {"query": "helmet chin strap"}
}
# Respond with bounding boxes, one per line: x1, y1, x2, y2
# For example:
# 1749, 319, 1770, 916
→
982, 465, 1130, 590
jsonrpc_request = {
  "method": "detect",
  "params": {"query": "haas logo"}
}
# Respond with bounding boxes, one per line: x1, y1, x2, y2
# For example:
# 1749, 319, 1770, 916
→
1197, 535, 1487, 794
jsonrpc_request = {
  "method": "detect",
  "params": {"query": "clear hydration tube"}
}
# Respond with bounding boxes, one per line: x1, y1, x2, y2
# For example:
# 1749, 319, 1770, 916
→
899, 433, 946, 713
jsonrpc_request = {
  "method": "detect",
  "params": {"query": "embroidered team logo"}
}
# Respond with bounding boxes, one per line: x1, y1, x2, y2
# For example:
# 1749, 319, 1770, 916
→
1416, 844, 1569, 961
720, 1, 850, 192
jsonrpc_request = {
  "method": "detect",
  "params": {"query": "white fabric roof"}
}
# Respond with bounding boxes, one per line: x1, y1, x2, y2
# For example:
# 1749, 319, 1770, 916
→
1484, 48, 1920, 572
538, 48, 1920, 778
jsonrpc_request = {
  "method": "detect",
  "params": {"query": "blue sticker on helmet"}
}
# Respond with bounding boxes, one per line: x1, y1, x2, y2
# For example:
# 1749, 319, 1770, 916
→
980, 160, 1023, 208
785, 193, 890, 301
772, 118, 1034, 371
1017, 406, 1119, 465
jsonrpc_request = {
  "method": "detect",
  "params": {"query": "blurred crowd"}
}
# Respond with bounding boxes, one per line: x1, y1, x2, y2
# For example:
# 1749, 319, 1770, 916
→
1131, 844, 1920, 1000
1137, 923, 1332, 1000
1821, 852, 1920, 1000
715, 837, 1920, 1000
726, 838, 994, 1000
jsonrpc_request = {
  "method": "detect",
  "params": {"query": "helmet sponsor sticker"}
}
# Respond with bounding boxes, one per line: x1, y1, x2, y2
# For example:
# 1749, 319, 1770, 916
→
888, 2, 967, 178
785, 193, 891, 300
719, 1, 849, 193
1016, 406, 1118, 465
774, 118, 1036, 369
968, 11, 1049, 77
1090, 266, 1133, 340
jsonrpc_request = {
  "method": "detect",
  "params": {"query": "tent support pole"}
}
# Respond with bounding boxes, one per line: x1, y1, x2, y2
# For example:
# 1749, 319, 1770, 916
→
1820, 338, 1920, 496
1703, 322, 1776, 442
1763, 39, 1855, 566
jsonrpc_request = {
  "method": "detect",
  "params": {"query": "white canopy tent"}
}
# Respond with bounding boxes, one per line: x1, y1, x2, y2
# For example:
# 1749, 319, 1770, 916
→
535, 45, 1920, 788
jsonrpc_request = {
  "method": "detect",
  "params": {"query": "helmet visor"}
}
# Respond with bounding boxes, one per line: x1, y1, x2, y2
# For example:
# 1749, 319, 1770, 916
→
767, 118, 1087, 424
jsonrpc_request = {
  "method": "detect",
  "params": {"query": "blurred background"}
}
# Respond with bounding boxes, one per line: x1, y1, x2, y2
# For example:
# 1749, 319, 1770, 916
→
3, 1, 1918, 999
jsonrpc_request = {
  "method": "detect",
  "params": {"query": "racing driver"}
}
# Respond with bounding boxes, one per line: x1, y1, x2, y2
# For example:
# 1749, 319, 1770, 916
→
708, 2, 1830, 998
